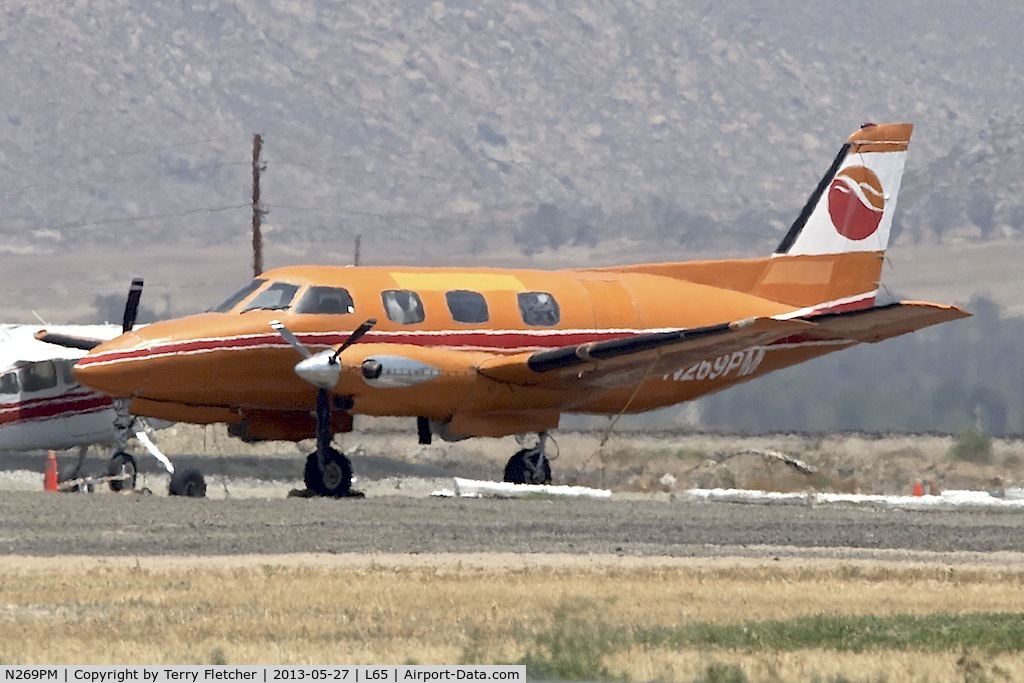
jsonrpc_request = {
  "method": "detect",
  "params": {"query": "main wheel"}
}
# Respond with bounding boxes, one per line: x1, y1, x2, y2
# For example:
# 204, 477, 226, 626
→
169, 468, 207, 498
503, 448, 552, 485
304, 448, 353, 497
108, 452, 137, 492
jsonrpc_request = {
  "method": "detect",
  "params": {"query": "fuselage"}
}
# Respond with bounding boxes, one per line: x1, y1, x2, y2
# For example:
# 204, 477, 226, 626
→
0, 324, 122, 451
73, 263, 826, 438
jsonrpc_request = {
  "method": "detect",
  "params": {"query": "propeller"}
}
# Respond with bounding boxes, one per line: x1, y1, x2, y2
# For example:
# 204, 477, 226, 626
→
108, 277, 182, 488
123, 277, 144, 333
272, 318, 377, 386
270, 320, 312, 359
330, 318, 376, 363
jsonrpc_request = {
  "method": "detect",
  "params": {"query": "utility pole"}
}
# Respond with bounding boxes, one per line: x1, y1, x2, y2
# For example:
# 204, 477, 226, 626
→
251, 134, 266, 277
354, 234, 362, 266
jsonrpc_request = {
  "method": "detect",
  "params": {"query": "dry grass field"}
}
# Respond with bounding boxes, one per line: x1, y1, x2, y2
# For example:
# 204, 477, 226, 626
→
1, 554, 1023, 681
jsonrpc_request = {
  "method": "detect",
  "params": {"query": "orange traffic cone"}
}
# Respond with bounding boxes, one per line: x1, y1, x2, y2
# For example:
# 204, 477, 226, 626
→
44, 451, 58, 492
911, 480, 924, 497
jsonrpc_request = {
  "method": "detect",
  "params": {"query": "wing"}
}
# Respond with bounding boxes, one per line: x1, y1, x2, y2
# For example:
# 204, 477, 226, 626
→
477, 301, 969, 389
34, 324, 125, 351
477, 317, 814, 387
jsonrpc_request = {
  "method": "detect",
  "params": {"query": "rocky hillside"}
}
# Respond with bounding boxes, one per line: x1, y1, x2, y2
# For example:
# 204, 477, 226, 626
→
2, 0, 1023, 266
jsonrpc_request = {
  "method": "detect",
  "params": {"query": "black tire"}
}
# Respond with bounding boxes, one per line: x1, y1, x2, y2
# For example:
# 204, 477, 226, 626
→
169, 468, 207, 498
108, 452, 137, 492
503, 448, 552, 485
304, 448, 353, 497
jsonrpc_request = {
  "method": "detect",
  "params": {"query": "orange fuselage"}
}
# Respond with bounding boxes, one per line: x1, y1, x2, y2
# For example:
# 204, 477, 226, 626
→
74, 261, 861, 439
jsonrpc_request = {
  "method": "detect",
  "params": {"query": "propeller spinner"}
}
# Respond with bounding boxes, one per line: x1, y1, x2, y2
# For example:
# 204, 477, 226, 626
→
271, 318, 377, 390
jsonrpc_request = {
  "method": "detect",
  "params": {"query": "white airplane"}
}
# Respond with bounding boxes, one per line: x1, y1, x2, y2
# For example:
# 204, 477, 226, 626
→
1, 280, 205, 495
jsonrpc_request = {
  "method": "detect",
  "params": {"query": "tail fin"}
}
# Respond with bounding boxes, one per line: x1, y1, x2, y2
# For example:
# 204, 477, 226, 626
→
753, 122, 913, 312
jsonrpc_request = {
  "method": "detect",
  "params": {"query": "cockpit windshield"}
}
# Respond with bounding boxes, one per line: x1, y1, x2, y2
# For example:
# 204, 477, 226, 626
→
212, 279, 266, 313
241, 282, 300, 312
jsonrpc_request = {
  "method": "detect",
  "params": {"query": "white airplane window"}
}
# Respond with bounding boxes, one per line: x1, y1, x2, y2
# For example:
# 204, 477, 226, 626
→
381, 290, 425, 324
59, 360, 77, 386
518, 292, 560, 326
294, 286, 355, 315
0, 372, 18, 395
446, 290, 489, 324
242, 282, 299, 312
20, 361, 58, 393
212, 278, 266, 313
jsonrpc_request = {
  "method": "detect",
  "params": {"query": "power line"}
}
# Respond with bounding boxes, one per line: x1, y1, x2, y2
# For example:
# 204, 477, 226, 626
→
36, 203, 250, 233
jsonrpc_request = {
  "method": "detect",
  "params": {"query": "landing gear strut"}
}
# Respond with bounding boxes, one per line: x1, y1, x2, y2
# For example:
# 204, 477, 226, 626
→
304, 389, 354, 497
503, 432, 554, 485
271, 318, 376, 498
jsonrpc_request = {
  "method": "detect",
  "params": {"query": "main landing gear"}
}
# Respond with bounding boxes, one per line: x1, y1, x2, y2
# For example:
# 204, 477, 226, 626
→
503, 432, 554, 485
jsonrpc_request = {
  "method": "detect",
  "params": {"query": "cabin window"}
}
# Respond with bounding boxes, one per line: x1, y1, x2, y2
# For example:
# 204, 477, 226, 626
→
381, 290, 425, 324
0, 372, 18, 395
446, 290, 489, 324
212, 278, 266, 313
294, 286, 355, 315
241, 282, 299, 312
58, 360, 77, 386
20, 361, 58, 392
518, 292, 560, 326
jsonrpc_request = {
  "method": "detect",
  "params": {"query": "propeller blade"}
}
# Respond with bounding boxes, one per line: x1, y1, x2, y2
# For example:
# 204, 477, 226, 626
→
270, 320, 312, 359
330, 318, 377, 363
123, 278, 144, 333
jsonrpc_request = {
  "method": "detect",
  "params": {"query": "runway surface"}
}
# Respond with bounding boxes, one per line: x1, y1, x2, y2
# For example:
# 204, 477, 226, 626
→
2, 484, 1024, 563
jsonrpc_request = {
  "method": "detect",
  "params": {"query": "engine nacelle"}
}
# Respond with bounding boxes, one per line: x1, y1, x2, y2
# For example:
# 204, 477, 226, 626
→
360, 355, 442, 388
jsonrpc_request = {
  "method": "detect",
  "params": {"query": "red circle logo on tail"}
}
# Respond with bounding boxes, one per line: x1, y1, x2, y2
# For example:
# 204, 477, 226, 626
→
827, 166, 884, 241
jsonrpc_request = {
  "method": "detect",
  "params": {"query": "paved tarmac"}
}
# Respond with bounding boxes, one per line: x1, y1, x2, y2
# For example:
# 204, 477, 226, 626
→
1, 483, 1023, 563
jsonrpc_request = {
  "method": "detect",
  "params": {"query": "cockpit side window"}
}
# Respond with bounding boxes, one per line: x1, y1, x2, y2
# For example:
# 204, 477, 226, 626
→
241, 282, 299, 313
0, 371, 18, 395
212, 279, 266, 313
446, 290, 489, 324
381, 290, 425, 324
518, 292, 560, 326
20, 361, 58, 393
294, 286, 355, 315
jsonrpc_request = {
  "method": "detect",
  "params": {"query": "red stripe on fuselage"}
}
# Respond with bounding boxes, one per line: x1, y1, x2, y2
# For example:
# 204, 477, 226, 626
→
75, 328, 647, 368
0, 391, 112, 427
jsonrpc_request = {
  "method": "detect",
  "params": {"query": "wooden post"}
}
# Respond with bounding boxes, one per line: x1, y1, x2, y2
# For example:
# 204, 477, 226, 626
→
251, 134, 265, 277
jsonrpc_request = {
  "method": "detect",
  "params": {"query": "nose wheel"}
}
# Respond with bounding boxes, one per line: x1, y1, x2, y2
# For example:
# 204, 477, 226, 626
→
304, 447, 353, 497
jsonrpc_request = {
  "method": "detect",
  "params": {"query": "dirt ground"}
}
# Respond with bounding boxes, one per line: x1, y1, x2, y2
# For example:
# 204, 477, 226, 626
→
139, 422, 1024, 497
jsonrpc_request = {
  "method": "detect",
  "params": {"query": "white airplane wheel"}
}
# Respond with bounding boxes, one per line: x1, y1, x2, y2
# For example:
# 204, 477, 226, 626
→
108, 452, 137, 492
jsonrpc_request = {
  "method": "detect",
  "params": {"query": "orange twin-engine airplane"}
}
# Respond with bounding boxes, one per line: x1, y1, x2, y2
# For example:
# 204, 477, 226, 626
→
51, 123, 968, 496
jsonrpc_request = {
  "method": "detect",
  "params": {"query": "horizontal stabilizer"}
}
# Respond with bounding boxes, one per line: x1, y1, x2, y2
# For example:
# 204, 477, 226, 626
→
803, 301, 971, 343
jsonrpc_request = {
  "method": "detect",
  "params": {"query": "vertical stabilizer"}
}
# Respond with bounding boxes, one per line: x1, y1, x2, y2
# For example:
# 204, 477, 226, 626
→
754, 123, 913, 312
776, 123, 912, 257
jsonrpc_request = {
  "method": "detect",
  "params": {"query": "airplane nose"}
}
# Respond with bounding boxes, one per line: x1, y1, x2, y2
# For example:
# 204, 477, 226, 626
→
72, 332, 149, 398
